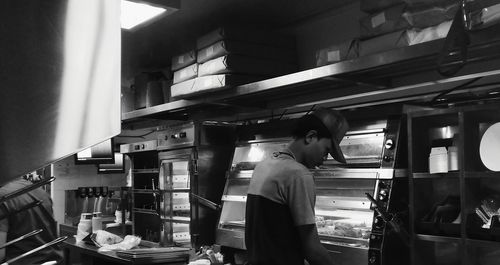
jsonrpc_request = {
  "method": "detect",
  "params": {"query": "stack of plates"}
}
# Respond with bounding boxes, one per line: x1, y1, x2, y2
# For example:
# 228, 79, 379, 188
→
116, 247, 190, 264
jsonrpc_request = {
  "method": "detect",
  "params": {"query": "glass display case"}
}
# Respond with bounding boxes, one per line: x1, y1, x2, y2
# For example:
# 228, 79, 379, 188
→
314, 178, 376, 249
216, 139, 289, 249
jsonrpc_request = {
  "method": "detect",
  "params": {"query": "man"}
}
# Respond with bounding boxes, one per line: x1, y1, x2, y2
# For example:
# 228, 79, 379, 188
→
245, 108, 349, 265
0, 173, 63, 264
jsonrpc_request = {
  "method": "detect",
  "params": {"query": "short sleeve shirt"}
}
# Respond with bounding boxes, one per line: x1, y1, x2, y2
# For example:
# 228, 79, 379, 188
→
245, 149, 316, 265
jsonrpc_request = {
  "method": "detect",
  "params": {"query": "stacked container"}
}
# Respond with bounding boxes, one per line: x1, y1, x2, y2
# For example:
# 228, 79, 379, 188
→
171, 26, 297, 99
358, 0, 458, 56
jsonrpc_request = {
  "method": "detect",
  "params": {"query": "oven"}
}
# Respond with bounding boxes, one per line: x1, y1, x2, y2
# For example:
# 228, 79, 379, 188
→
216, 115, 408, 265
156, 121, 235, 248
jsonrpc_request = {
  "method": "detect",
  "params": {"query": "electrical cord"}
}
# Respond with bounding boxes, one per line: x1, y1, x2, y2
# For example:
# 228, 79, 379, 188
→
429, 77, 482, 105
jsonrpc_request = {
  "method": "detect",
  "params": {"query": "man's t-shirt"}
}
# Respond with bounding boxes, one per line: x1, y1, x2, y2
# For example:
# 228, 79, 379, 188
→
245, 149, 316, 265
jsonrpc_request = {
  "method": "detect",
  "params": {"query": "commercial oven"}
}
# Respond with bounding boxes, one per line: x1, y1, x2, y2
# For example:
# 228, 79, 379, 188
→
121, 122, 235, 249
216, 116, 408, 265
156, 121, 235, 248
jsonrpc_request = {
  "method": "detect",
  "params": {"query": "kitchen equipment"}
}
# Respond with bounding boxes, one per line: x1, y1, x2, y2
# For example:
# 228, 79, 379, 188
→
216, 115, 408, 265
479, 122, 500, 171
156, 121, 235, 248
122, 121, 235, 249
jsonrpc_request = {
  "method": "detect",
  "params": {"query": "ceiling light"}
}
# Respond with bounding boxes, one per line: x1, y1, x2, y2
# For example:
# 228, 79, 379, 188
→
121, 0, 166, 30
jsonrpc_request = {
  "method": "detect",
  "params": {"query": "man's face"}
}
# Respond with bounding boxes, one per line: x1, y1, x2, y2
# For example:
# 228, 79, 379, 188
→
304, 134, 332, 168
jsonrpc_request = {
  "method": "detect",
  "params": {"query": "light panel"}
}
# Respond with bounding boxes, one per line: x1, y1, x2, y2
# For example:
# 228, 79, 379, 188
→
121, 0, 166, 30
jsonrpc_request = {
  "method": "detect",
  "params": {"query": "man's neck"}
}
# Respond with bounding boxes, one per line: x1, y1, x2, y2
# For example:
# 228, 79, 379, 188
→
287, 140, 305, 166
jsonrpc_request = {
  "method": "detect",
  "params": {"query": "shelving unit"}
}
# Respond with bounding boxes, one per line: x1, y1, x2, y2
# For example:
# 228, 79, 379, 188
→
408, 103, 500, 265
122, 24, 500, 125
127, 151, 162, 244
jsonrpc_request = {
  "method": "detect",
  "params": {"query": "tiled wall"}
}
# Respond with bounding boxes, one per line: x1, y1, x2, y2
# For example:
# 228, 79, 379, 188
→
51, 155, 130, 229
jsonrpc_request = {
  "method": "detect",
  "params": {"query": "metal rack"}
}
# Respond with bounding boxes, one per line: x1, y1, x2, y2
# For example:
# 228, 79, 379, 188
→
122, 25, 500, 124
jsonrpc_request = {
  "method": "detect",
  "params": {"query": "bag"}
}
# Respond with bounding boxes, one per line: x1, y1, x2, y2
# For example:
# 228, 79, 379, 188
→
437, 0, 500, 76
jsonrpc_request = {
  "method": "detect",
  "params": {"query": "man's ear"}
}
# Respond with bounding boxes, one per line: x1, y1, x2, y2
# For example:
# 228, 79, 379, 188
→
304, 130, 318, 144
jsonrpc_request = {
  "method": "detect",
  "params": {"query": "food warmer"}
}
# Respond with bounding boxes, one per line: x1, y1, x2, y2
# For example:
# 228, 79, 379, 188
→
215, 115, 409, 265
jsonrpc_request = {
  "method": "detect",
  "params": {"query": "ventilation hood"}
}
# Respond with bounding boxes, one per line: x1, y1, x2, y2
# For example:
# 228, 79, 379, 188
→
0, 0, 122, 185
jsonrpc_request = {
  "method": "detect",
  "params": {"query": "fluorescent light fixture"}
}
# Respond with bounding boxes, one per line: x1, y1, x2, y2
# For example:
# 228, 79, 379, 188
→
121, 0, 166, 30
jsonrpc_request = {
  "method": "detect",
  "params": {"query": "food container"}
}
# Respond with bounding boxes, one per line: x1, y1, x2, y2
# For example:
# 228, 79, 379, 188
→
429, 147, 448, 174
447, 146, 459, 171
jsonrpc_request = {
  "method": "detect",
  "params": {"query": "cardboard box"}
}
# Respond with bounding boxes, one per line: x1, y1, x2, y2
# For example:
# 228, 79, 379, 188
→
359, 30, 409, 57
171, 74, 260, 98
402, 2, 458, 29
196, 26, 295, 49
406, 20, 452, 46
360, 4, 410, 39
361, 0, 457, 13
197, 40, 296, 64
316, 39, 359, 66
171, 50, 197, 71
198, 54, 296, 77
173, 63, 198, 84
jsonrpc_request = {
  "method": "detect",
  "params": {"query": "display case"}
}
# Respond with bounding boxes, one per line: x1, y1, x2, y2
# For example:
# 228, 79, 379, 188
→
314, 178, 376, 249
216, 139, 289, 249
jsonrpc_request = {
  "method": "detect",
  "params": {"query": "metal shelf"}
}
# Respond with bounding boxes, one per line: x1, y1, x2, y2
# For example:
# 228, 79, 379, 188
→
414, 234, 461, 243
464, 171, 500, 178
122, 26, 500, 123
413, 172, 460, 179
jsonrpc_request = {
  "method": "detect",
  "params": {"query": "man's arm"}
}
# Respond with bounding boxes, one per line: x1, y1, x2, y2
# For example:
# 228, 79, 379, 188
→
0, 218, 8, 261
297, 224, 334, 265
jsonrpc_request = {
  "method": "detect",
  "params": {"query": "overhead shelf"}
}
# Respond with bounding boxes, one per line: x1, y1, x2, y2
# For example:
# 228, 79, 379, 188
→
122, 25, 500, 124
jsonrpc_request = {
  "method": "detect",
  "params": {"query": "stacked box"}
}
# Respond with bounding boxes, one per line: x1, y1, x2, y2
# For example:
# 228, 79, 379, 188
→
172, 26, 297, 99
360, 0, 458, 13
170, 75, 259, 98
360, 4, 410, 39
358, 0, 459, 57
173, 64, 198, 84
171, 50, 196, 71
315, 39, 359, 67
171, 50, 198, 87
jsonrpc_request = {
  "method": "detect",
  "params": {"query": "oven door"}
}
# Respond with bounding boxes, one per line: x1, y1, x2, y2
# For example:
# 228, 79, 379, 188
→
158, 149, 195, 247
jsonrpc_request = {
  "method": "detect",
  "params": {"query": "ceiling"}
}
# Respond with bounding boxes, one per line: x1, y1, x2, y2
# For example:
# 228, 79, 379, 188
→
122, 0, 352, 77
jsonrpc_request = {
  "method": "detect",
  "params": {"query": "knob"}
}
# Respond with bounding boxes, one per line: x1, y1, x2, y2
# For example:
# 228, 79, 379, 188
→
383, 155, 392, 162
141, 144, 145, 149
179, 132, 187, 138
171, 134, 177, 139
164, 135, 168, 140
374, 216, 384, 229
385, 139, 394, 149
369, 255, 377, 264
378, 189, 388, 201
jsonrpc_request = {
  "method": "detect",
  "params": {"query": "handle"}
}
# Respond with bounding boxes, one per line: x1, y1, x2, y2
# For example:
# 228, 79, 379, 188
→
0, 229, 43, 249
0, 177, 55, 204
1, 236, 68, 265
190, 193, 221, 211
0, 200, 43, 220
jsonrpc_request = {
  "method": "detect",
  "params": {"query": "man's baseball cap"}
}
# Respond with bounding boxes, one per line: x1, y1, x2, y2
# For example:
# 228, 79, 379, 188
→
311, 108, 349, 163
